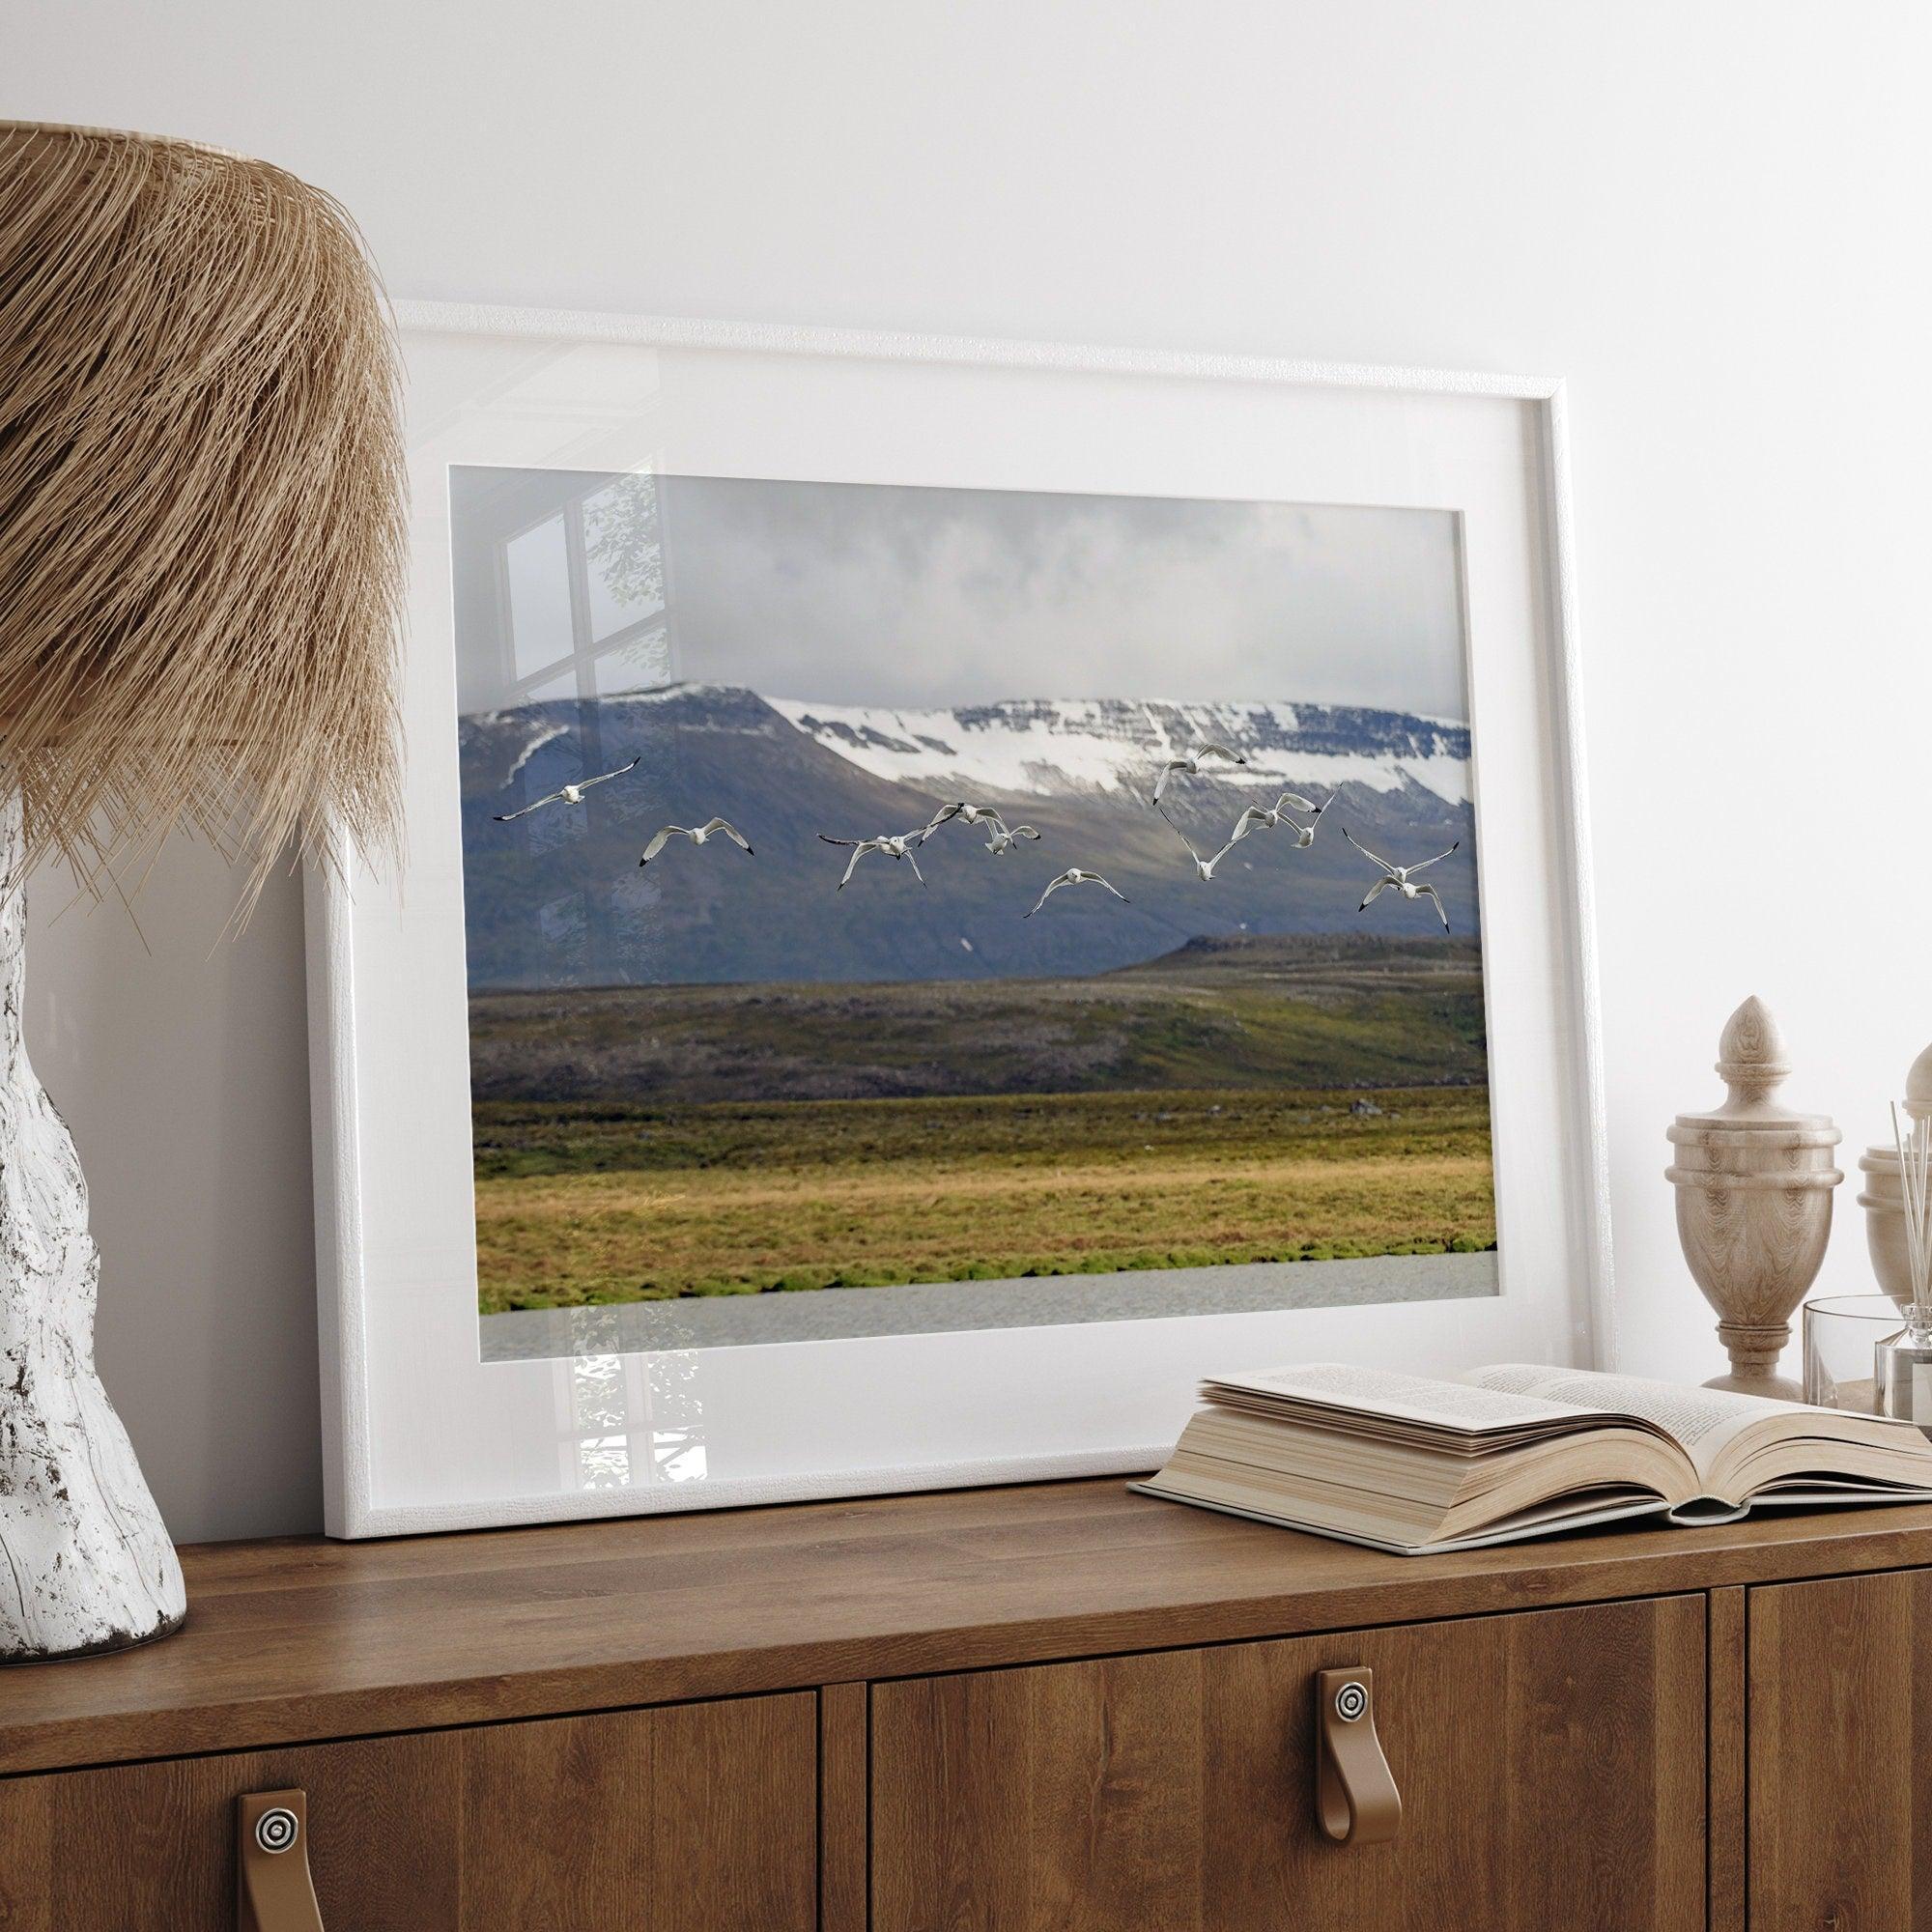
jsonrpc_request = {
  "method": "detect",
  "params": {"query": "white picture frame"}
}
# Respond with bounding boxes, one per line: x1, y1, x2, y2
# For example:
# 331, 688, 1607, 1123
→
305, 302, 1611, 1538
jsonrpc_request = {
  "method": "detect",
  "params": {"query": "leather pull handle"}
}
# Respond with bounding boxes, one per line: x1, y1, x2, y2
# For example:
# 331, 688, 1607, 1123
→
1315, 1667, 1401, 1845
238, 1790, 326, 1932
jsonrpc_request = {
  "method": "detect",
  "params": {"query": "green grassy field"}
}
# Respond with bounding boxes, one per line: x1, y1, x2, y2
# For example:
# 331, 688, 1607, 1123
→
474, 1085, 1495, 1311
470, 934, 1497, 1313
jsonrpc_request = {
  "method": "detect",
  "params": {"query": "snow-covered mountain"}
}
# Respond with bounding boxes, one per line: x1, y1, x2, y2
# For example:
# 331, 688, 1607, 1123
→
766, 694, 1471, 806
460, 684, 1479, 988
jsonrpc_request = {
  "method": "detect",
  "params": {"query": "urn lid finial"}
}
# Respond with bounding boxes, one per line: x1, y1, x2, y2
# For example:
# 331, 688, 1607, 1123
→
1714, 995, 1790, 1112
1675, 995, 1834, 1131
1907, 1040, 1932, 1119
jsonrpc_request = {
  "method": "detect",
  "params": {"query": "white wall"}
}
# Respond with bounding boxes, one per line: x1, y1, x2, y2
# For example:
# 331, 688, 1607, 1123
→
7, 0, 1931, 1543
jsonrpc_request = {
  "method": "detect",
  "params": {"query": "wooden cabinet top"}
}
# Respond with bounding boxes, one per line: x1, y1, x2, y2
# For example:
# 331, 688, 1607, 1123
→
6, 1478, 1932, 1776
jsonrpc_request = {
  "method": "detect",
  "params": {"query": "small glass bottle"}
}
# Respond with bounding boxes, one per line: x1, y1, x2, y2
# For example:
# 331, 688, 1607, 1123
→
1875, 1056, 1932, 1433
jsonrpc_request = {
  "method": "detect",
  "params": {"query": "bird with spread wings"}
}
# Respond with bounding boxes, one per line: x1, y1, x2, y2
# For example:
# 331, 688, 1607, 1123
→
922, 801, 1041, 856
1024, 868, 1130, 918
493, 755, 640, 821
980, 820, 1040, 855
1344, 827, 1459, 930
1158, 804, 1237, 882
1150, 743, 1246, 806
1227, 789, 1335, 850
818, 826, 936, 890
638, 819, 753, 867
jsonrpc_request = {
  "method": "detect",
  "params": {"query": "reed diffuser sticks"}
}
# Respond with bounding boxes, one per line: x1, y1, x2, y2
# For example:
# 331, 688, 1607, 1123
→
1891, 1101, 1932, 1339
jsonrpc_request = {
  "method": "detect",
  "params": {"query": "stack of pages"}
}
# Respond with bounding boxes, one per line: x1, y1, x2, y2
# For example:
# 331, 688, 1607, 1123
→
1133, 1362, 1932, 1554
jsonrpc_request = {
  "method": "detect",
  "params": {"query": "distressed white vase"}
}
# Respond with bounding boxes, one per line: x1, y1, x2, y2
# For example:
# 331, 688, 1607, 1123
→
0, 794, 185, 1661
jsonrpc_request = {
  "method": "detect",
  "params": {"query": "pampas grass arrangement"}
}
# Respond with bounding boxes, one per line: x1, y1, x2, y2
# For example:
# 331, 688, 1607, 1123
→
0, 122, 406, 901
0, 123, 404, 1662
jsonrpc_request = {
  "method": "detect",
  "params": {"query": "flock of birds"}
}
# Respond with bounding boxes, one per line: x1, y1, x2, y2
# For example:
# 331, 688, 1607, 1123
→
493, 741, 1460, 929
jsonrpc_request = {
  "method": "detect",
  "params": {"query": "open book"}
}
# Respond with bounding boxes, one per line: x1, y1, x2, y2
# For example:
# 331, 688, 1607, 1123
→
1131, 1362, 1932, 1555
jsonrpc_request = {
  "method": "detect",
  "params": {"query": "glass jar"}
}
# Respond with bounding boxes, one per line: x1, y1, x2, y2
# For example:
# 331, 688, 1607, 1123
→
1802, 1294, 1904, 1414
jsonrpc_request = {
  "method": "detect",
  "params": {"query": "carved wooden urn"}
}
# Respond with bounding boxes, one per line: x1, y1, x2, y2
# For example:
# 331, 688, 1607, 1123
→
1857, 1040, 1932, 1308
1665, 998, 1842, 1400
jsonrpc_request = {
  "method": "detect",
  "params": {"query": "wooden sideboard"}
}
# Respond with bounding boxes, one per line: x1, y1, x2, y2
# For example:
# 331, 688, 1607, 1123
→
2, 1478, 1930, 1929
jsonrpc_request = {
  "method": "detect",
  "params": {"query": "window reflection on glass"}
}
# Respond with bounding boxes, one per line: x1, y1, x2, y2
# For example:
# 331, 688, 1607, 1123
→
595, 623, 671, 696
525, 789, 581, 855
537, 894, 586, 952
582, 474, 664, 642
651, 1427, 707, 1484
642, 1350, 706, 1483
552, 1337, 708, 1492
505, 515, 574, 682
572, 1354, 627, 1432
577, 1436, 633, 1487
523, 668, 578, 704
569, 1353, 632, 1488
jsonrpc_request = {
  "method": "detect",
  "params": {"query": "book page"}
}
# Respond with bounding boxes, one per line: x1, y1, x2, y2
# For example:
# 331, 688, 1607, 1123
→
1208, 1362, 1604, 1435
1463, 1365, 1797, 1477
1129, 1478, 1679, 1555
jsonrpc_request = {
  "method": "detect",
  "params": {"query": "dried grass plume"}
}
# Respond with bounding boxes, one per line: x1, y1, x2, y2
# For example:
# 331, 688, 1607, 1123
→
0, 122, 405, 906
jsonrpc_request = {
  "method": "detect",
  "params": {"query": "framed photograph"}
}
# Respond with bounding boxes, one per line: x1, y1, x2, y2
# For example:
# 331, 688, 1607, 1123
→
305, 303, 1610, 1536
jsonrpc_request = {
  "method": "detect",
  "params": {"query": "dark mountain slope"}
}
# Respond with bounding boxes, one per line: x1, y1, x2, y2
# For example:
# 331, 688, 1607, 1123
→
461, 687, 1481, 988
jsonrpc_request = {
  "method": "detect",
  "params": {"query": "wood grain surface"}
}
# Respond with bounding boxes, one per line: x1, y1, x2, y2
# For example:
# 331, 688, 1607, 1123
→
871, 1593, 1707, 1931
1748, 1568, 1932, 1930
1706, 1585, 1746, 1932
2, 1479, 1931, 1776
0, 1694, 815, 1931
818, 1682, 867, 1932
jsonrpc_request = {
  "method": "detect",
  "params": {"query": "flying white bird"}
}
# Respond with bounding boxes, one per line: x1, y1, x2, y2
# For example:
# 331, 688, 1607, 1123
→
1344, 828, 1459, 931
493, 755, 640, 821
1228, 790, 1335, 850
922, 801, 1008, 837
1024, 868, 1130, 917
819, 830, 931, 889
981, 821, 1040, 855
1159, 805, 1237, 882
923, 801, 1041, 856
638, 818, 753, 867
1151, 744, 1247, 806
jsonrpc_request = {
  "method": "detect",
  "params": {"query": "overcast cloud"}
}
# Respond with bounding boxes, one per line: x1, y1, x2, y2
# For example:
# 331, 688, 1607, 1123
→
498, 471, 1471, 721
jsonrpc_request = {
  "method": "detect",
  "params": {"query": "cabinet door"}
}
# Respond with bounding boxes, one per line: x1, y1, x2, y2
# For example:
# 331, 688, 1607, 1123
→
1749, 1569, 1932, 1930
0, 1692, 816, 1931
872, 1596, 1704, 1932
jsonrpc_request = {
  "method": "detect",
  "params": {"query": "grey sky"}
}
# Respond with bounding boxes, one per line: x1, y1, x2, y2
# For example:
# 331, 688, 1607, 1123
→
663, 478, 1468, 720
462, 469, 1471, 721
